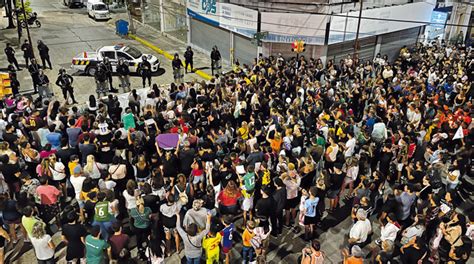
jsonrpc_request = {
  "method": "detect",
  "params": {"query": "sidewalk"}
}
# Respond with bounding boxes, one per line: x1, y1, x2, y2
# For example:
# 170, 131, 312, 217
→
109, 14, 231, 81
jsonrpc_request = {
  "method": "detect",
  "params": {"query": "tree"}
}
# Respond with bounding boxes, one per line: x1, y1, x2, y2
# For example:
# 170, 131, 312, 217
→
15, 0, 32, 20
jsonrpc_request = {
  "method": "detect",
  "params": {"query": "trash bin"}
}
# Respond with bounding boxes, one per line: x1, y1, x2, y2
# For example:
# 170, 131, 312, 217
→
116, 19, 129, 36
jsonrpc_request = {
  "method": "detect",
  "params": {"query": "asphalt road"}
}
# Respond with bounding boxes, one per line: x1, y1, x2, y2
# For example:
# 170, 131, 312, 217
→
0, 0, 202, 104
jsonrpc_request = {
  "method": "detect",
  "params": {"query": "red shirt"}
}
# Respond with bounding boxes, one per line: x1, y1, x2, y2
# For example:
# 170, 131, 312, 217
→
218, 190, 241, 207
36, 185, 61, 205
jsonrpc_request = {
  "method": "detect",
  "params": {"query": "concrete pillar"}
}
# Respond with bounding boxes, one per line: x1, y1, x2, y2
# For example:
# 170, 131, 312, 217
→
159, 0, 164, 32
186, 15, 191, 46
229, 31, 234, 65
374, 35, 382, 57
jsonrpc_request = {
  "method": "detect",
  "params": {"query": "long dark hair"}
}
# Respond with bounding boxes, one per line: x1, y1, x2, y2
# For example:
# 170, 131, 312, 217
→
89, 95, 97, 108
149, 225, 164, 258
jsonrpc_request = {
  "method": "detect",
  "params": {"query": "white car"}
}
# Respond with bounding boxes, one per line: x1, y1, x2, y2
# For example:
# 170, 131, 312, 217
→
87, 1, 110, 20
71, 44, 160, 76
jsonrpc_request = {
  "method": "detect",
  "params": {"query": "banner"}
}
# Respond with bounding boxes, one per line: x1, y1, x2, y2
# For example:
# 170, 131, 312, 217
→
261, 12, 328, 45
329, 2, 434, 44
187, 0, 257, 37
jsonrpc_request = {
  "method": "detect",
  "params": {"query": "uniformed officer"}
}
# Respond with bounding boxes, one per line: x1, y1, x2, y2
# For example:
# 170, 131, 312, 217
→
20, 39, 34, 68
28, 58, 41, 93
37, 40, 52, 70
37, 69, 51, 99
7, 65, 20, 95
56, 68, 77, 104
138, 55, 152, 88
184, 46, 194, 74
4, 43, 21, 70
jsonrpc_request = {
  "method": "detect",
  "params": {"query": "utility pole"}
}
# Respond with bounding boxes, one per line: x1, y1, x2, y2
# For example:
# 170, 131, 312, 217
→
353, 0, 363, 56
20, 0, 34, 58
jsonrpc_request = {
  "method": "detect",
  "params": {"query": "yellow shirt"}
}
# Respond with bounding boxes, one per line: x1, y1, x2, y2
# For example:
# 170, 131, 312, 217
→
202, 233, 222, 257
242, 228, 255, 247
68, 161, 79, 176
261, 169, 271, 186
239, 126, 249, 140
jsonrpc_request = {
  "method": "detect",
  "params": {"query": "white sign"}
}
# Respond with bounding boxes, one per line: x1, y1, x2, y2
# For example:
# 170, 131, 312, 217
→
261, 12, 328, 45
329, 2, 434, 44
187, 0, 257, 37
219, 3, 258, 38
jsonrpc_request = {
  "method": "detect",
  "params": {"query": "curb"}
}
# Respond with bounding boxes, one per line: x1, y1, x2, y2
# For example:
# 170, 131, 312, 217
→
128, 34, 212, 81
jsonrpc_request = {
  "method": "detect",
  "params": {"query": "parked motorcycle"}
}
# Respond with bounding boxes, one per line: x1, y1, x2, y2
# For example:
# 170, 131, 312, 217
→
20, 12, 41, 28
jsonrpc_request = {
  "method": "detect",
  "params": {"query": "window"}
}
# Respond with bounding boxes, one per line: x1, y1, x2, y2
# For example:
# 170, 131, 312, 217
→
101, 51, 116, 60
117, 52, 132, 60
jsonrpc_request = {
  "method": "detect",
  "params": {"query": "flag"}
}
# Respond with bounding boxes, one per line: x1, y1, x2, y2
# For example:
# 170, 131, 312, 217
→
453, 126, 464, 140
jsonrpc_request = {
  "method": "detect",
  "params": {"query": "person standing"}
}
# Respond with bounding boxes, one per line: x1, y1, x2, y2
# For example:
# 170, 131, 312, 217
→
172, 53, 183, 83
116, 58, 130, 92
37, 40, 52, 70
102, 57, 118, 93
30, 222, 56, 264
210, 46, 221, 75
56, 68, 77, 104
95, 63, 108, 97
85, 225, 112, 264
21, 39, 34, 68
184, 46, 193, 74
28, 58, 41, 93
138, 55, 152, 88
4, 43, 21, 70
62, 211, 88, 264
8, 65, 20, 95
37, 69, 51, 99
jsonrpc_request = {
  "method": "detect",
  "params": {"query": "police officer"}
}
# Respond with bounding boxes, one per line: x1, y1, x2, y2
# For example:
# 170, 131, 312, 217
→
4, 43, 21, 70
184, 46, 194, 74
37, 40, 52, 70
210, 45, 221, 75
102, 57, 118, 93
138, 55, 152, 88
20, 39, 34, 68
28, 58, 41, 93
56, 68, 77, 104
117, 58, 130, 92
95, 63, 108, 97
172, 53, 183, 83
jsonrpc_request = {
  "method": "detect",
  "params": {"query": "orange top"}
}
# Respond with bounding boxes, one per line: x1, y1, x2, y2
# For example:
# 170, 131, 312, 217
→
344, 256, 363, 264
270, 138, 282, 153
242, 228, 255, 247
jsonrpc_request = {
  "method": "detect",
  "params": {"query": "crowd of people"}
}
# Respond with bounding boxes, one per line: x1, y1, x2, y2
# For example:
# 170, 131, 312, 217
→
0, 37, 473, 264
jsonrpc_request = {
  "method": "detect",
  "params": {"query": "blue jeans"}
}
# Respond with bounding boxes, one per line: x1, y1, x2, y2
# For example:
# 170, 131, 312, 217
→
186, 257, 200, 264
92, 220, 114, 241
242, 246, 255, 263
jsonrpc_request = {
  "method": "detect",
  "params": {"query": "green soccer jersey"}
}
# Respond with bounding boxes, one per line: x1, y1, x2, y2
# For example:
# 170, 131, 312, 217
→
85, 235, 109, 264
94, 201, 111, 222
243, 172, 255, 192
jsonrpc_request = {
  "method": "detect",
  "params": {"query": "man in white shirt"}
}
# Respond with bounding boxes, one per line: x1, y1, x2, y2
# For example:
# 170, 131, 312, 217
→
344, 132, 356, 158
349, 209, 372, 246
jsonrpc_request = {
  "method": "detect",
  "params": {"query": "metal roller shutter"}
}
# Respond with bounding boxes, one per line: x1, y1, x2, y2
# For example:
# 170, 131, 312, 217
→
380, 27, 421, 62
190, 18, 230, 62
234, 34, 257, 65
327, 37, 376, 63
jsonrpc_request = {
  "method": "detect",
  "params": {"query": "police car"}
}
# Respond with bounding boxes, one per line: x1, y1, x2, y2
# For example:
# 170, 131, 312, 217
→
71, 44, 160, 76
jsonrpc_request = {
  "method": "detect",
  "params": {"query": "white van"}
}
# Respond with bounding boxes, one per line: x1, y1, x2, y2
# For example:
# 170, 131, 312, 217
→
87, 1, 110, 20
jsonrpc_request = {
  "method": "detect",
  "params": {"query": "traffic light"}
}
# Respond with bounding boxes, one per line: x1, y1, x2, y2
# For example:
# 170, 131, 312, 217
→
291, 40, 306, 53
291, 41, 298, 52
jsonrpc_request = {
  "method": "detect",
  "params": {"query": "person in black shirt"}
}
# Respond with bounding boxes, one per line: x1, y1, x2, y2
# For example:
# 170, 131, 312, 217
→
255, 186, 275, 221
0, 154, 21, 198
184, 46, 193, 74
37, 40, 52, 70
172, 53, 183, 83
117, 58, 130, 92
178, 141, 195, 176
327, 163, 344, 212
4, 43, 21, 70
271, 178, 286, 236
210, 46, 221, 75
56, 68, 77, 104
20, 39, 33, 68
138, 56, 152, 88
28, 58, 41, 93
103, 57, 118, 93
156, 141, 179, 186
62, 211, 87, 262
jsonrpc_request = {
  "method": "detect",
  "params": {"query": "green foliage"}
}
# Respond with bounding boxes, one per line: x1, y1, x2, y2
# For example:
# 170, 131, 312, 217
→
15, 0, 32, 20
